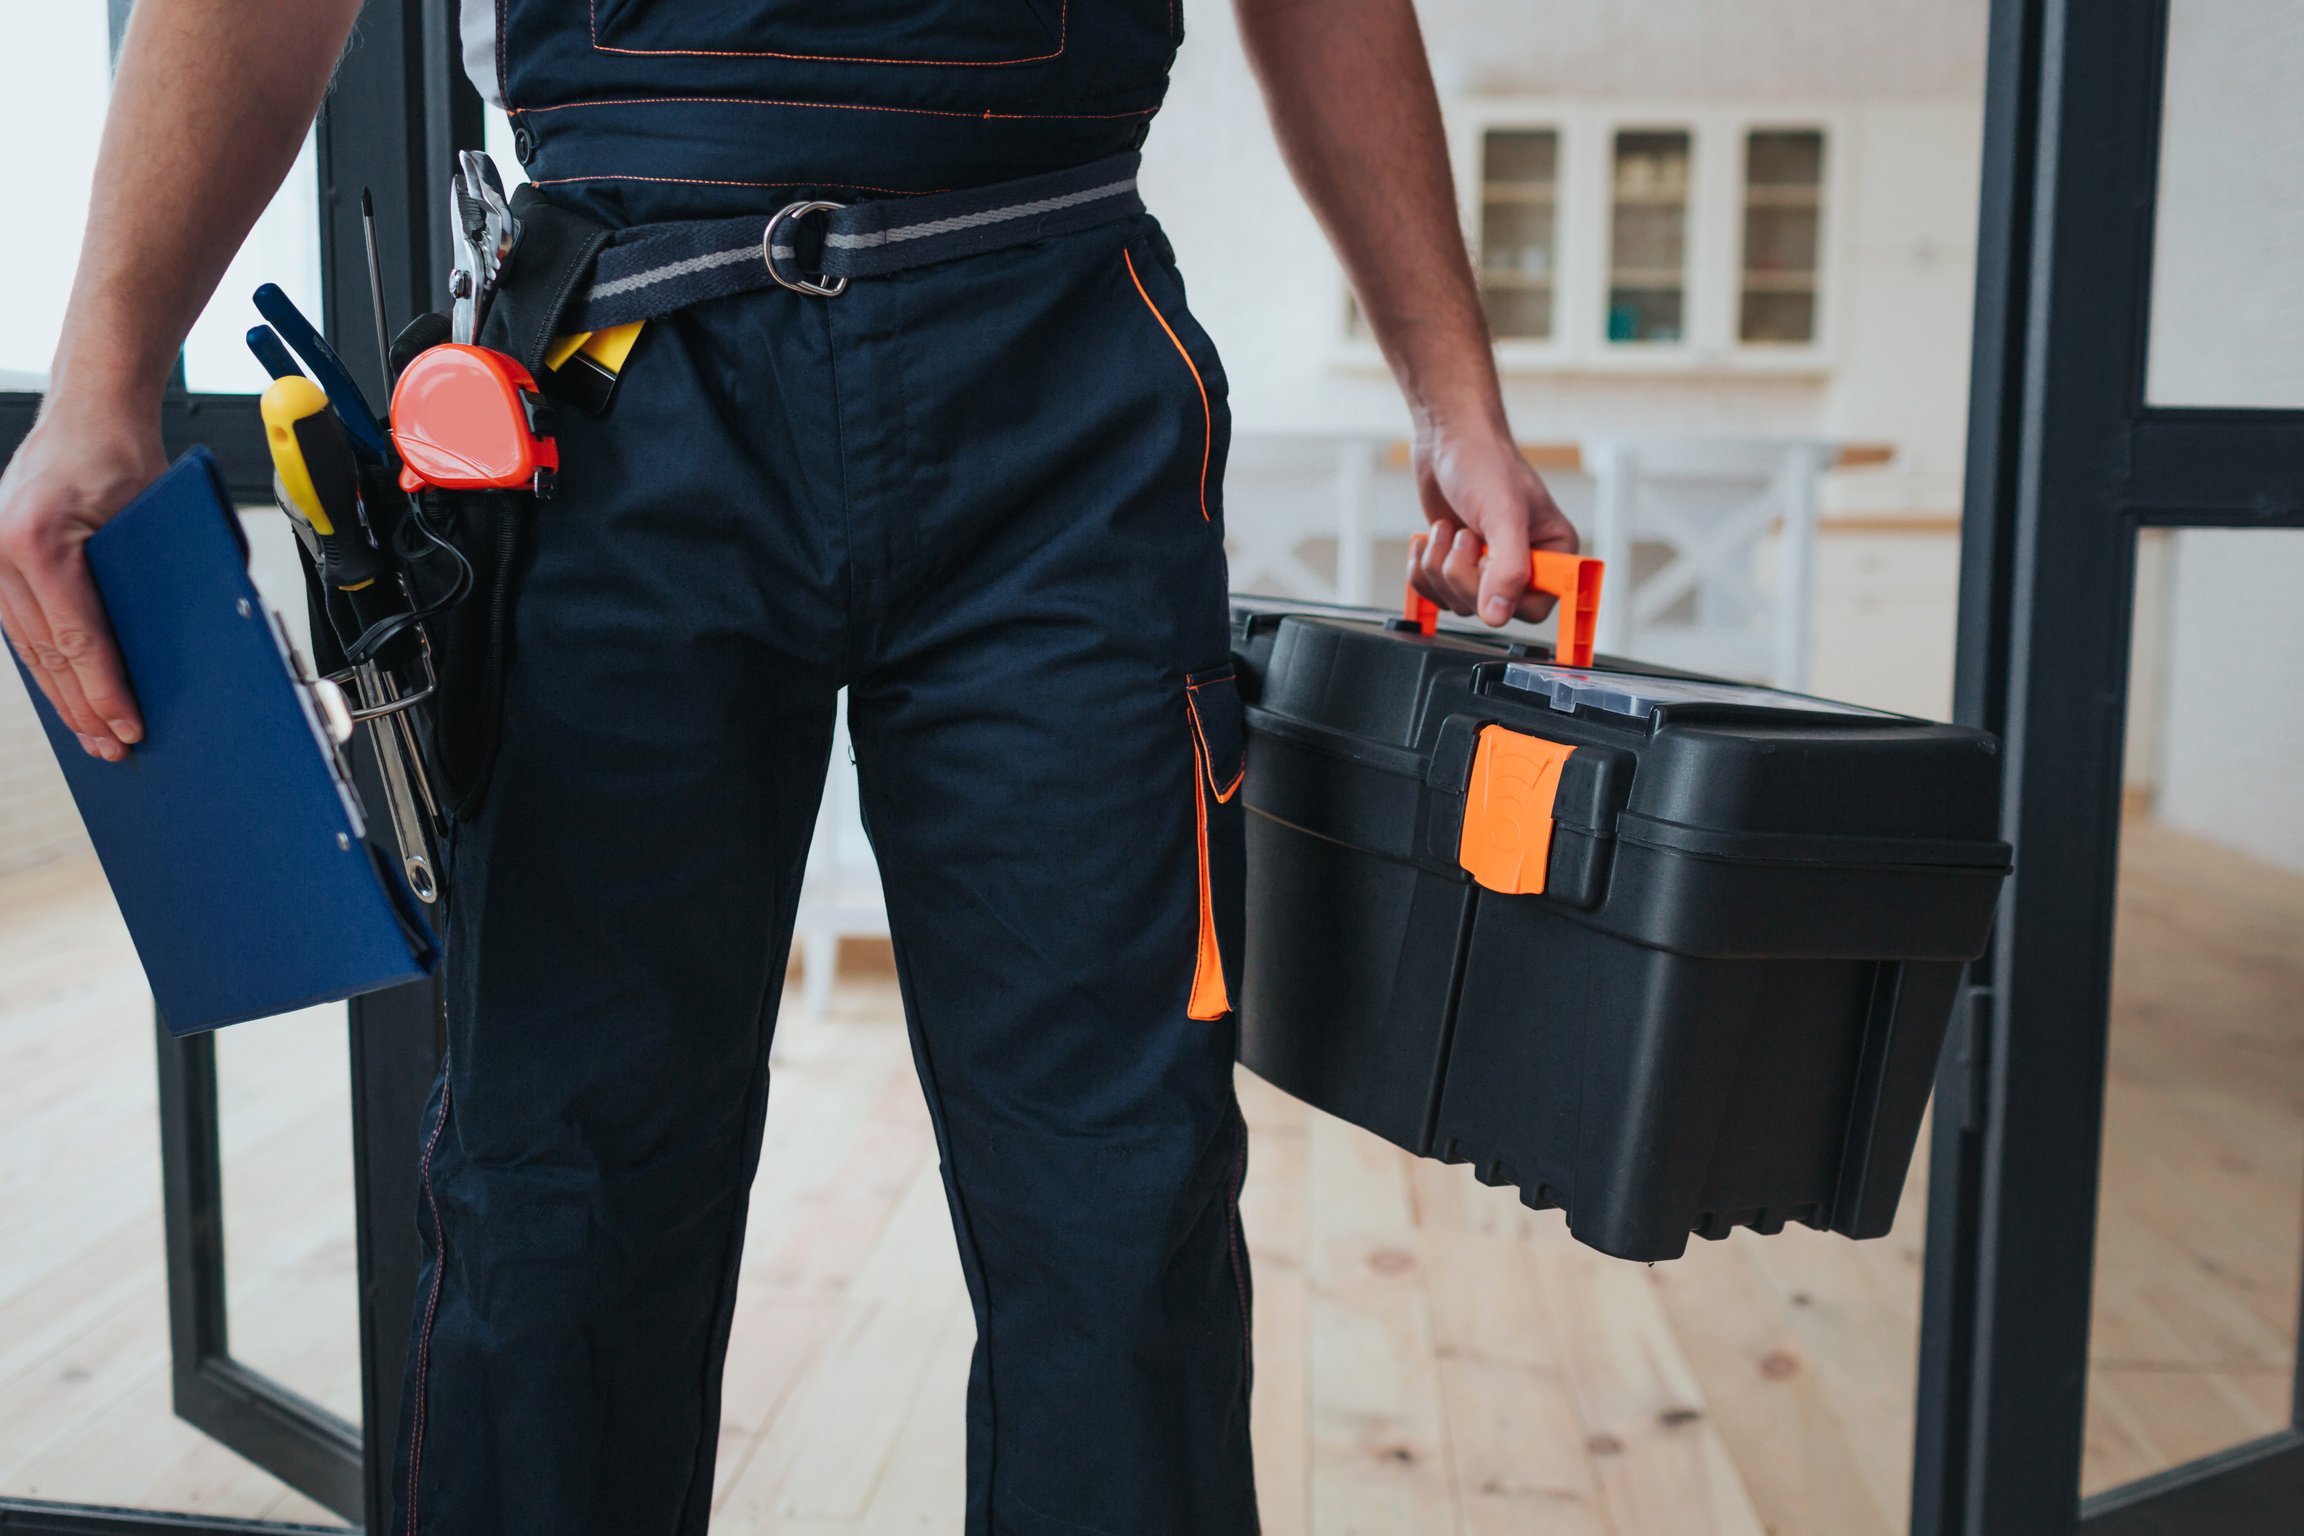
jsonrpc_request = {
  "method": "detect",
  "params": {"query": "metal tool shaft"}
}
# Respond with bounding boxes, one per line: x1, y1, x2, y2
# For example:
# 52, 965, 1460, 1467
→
361, 188, 394, 396
381, 670, 440, 824
354, 662, 439, 904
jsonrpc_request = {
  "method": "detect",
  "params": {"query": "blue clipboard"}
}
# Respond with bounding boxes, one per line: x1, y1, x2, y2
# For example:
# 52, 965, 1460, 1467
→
12, 448, 436, 1034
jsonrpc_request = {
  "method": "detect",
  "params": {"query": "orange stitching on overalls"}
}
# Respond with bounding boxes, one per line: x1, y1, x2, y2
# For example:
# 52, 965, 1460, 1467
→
1124, 249, 1211, 523
528, 173, 953, 195
406, 1076, 452, 1533
507, 95, 1156, 123
588, 0, 1067, 66
1186, 714, 1230, 1021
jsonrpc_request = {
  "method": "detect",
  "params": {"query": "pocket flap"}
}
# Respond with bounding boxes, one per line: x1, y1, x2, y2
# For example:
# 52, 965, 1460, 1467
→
1186, 665, 1246, 803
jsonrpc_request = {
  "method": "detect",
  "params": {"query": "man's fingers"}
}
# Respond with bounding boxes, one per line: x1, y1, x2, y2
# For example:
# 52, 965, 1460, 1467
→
27, 549, 140, 744
1439, 527, 1487, 616
1474, 517, 1533, 627
0, 586, 69, 731
0, 569, 97, 738
1410, 522, 1466, 612
1407, 533, 1441, 606
0, 553, 128, 757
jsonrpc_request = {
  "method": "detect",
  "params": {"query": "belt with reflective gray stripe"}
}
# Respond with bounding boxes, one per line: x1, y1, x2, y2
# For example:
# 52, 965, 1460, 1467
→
570, 152, 1143, 330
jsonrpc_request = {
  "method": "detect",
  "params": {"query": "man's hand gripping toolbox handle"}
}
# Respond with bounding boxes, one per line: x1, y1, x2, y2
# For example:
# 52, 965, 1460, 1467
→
1403, 537, 1605, 667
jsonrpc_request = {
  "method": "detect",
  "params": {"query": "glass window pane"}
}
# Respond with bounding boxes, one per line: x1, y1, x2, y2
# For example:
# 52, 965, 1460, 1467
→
0, 9, 319, 398
1478, 129, 1558, 341
1608, 129, 1689, 344
2145, 0, 2304, 408
2087, 527, 2304, 1494
180, 135, 324, 396
0, 9, 111, 388
214, 1005, 362, 1428
1742, 130, 1825, 345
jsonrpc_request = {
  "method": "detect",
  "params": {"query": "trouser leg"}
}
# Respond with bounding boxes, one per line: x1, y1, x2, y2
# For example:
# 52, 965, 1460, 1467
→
854, 657, 1255, 1536
843, 212, 1257, 1535
388, 299, 845, 1536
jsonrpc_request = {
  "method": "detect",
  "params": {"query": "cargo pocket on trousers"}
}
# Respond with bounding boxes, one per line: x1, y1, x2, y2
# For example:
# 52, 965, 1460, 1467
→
421, 488, 534, 821
1185, 665, 1247, 1021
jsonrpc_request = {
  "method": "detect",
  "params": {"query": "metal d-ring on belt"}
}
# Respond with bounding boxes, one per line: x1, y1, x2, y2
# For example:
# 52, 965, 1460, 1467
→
565, 151, 1146, 331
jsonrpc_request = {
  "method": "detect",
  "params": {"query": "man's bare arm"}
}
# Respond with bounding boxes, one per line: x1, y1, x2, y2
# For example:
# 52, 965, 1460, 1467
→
1234, 0, 1577, 626
0, 0, 364, 759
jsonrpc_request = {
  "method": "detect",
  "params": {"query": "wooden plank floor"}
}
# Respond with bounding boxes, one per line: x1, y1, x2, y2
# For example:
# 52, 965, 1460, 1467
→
0, 812, 2295, 1530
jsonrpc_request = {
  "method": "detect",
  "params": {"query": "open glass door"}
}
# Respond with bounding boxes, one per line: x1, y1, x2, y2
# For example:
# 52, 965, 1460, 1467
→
1914, 1, 2304, 1533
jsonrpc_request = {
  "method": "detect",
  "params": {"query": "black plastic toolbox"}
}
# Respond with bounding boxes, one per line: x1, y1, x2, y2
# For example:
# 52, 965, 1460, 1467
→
1231, 600, 2011, 1262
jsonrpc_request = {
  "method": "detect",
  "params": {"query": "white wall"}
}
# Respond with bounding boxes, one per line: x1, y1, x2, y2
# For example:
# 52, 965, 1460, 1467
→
1820, 104, 1983, 518
1417, 0, 1985, 99
2154, 532, 2304, 876
1144, 0, 1985, 518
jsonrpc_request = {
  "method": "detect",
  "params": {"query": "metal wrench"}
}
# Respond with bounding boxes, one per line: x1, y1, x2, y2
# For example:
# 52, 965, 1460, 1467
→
352, 661, 440, 904
450, 151, 520, 346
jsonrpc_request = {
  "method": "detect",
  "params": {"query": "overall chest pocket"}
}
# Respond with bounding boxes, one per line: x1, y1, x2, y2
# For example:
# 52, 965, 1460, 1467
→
588, 0, 1066, 65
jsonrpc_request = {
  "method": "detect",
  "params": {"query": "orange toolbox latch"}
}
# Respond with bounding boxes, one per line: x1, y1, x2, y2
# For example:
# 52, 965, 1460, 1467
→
1457, 725, 1578, 896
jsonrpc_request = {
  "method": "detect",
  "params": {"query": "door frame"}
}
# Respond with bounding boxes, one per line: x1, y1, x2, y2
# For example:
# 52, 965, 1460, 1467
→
1912, 1, 2304, 1534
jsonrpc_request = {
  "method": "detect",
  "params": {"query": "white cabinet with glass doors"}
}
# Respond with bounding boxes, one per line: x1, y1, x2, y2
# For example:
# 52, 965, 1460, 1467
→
1379, 103, 1845, 374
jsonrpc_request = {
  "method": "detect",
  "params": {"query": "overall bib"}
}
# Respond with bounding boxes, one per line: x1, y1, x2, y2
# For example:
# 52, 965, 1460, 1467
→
393, 5, 1256, 1533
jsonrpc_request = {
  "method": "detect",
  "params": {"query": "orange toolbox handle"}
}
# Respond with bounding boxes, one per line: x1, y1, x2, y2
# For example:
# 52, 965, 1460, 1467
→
1403, 535, 1605, 668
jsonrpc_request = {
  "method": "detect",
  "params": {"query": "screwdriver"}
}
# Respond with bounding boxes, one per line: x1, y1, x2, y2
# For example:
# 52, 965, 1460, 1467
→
254, 283, 393, 466
261, 376, 389, 598
261, 377, 441, 903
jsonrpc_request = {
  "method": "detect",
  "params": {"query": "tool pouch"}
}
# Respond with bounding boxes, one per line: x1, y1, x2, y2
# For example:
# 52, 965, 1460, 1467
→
481, 186, 615, 380
417, 486, 533, 822
411, 187, 612, 820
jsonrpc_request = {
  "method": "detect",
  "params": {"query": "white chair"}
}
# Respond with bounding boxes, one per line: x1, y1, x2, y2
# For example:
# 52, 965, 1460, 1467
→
1580, 438, 1835, 689
1220, 432, 1399, 604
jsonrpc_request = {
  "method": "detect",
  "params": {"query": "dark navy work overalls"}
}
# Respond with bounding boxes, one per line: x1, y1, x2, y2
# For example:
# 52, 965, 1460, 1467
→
392, 4, 1255, 1532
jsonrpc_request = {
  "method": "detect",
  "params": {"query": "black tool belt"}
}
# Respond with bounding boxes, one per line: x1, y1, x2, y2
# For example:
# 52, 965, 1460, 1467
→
568, 151, 1144, 330
487, 152, 1144, 380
